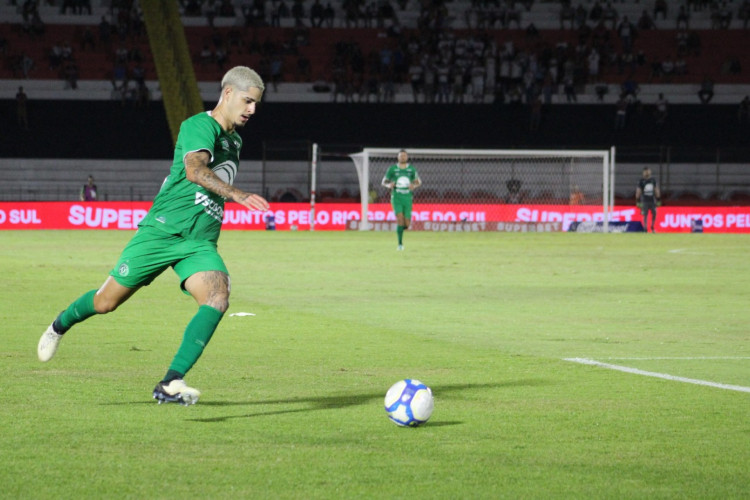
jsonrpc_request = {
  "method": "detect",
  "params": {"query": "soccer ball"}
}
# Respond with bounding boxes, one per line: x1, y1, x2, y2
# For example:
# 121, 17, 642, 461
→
384, 379, 434, 427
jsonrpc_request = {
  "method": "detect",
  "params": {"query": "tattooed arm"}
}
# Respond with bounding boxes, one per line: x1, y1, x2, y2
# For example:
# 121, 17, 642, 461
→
184, 151, 269, 211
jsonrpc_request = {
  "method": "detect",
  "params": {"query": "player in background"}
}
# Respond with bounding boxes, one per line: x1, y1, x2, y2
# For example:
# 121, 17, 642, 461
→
635, 166, 661, 232
381, 149, 421, 250
37, 66, 270, 405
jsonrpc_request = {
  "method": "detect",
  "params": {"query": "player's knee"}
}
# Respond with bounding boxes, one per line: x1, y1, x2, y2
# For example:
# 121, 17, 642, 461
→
205, 294, 229, 313
207, 274, 230, 312
93, 296, 120, 314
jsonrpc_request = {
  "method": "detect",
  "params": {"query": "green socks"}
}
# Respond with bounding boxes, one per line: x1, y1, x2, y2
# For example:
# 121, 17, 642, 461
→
165, 305, 224, 380
52, 292, 224, 381
397, 225, 404, 245
53, 289, 98, 334
52, 291, 224, 381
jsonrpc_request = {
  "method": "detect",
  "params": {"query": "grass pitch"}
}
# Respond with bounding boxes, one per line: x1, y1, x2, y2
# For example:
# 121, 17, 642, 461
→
1, 230, 749, 499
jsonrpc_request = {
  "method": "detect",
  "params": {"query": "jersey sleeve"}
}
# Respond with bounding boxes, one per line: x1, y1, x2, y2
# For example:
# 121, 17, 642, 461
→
382, 165, 395, 184
178, 115, 218, 164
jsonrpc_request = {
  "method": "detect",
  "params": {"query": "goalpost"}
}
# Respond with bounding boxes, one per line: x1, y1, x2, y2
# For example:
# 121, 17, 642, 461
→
348, 148, 615, 230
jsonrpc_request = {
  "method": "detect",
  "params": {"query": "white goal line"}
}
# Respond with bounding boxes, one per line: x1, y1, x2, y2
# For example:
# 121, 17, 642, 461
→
564, 357, 750, 393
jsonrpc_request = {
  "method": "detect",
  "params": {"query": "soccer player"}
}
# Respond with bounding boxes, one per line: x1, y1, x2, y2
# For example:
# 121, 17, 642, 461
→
37, 66, 270, 405
381, 149, 421, 250
635, 166, 661, 232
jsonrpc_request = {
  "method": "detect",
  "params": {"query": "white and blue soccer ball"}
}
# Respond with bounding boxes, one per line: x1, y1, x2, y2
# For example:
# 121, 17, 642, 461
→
384, 379, 434, 427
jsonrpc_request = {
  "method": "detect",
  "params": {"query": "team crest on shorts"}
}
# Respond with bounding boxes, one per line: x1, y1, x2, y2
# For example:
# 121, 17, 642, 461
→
119, 263, 130, 277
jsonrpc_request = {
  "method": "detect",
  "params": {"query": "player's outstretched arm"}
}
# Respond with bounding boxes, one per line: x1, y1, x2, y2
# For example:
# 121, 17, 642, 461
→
184, 151, 269, 211
234, 193, 269, 211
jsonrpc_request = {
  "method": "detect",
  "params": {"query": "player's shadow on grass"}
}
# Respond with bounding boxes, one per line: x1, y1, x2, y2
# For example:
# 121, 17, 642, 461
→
187, 379, 547, 424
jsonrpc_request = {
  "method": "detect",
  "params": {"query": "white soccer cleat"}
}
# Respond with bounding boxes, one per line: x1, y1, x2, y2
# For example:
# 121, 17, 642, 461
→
38, 324, 63, 362
153, 379, 201, 406
397, 245, 404, 251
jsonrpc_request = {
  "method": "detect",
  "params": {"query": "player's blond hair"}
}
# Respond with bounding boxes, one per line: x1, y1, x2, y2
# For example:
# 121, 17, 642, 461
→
221, 66, 265, 92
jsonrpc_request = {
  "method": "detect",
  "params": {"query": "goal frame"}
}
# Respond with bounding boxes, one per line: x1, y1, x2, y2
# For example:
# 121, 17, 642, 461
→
348, 147, 616, 231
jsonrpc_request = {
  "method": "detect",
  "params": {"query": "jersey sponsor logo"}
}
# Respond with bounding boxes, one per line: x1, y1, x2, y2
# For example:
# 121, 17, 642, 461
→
212, 160, 237, 186
195, 192, 224, 222
395, 176, 411, 190
118, 263, 130, 276
220, 138, 240, 151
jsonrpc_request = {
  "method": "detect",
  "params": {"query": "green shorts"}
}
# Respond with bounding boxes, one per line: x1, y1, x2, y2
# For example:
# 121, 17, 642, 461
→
391, 194, 413, 220
110, 226, 228, 293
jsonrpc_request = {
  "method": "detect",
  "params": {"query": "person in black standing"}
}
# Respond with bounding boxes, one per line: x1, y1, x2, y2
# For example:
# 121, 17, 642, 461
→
16, 86, 29, 131
635, 167, 661, 232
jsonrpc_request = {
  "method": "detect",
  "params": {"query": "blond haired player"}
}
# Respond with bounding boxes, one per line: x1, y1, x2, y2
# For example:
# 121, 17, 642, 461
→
38, 67, 269, 405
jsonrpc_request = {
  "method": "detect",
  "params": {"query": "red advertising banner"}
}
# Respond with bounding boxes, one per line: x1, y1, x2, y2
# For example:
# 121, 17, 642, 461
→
1, 202, 750, 232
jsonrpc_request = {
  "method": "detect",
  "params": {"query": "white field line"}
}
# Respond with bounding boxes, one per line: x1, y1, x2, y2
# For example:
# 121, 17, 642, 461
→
667, 248, 715, 255
564, 358, 750, 393
606, 357, 750, 360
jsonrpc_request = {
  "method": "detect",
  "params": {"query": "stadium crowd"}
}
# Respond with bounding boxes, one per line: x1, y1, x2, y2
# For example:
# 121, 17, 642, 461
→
1, 0, 748, 108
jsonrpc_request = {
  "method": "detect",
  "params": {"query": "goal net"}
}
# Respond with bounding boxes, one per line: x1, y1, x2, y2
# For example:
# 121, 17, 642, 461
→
349, 148, 614, 230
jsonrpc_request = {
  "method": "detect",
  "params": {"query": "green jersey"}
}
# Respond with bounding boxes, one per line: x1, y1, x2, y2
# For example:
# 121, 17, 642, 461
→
139, 111, 242, 243
383, 164, 420, 198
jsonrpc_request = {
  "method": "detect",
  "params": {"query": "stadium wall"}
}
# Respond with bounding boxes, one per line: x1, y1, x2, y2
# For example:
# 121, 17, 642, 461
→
1, 100, 749, 160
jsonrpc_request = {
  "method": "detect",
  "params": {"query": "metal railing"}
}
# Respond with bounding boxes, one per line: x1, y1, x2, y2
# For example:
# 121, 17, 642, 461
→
1, 145, 748, 203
